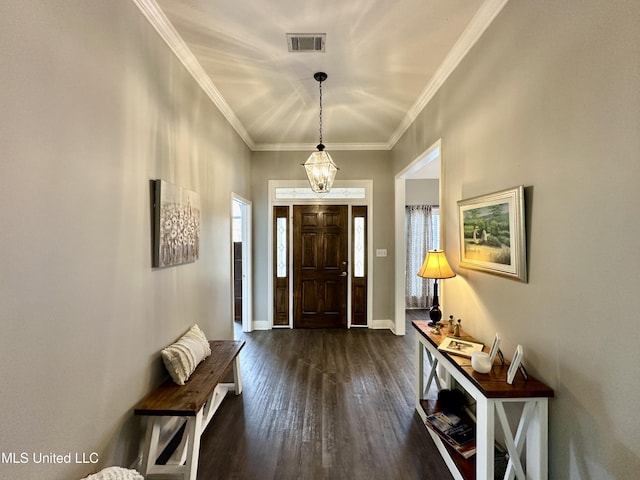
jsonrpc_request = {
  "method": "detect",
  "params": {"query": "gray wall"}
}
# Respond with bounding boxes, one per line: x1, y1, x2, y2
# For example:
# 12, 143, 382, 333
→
393, 1, 640, 478
0, 2, 250, 479
251, 150, 395, 324
405, 179, 439, 205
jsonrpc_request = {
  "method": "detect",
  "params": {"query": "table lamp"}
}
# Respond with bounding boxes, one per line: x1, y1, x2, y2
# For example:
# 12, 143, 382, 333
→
417, 250, 456, 326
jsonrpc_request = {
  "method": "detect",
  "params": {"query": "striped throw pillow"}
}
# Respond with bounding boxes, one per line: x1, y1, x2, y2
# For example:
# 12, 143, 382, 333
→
161, 324, 211, 385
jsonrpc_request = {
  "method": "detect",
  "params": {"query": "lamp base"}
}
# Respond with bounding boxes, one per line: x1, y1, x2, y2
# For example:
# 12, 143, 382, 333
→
428, 306, 442, 327
427, 279, 442, 327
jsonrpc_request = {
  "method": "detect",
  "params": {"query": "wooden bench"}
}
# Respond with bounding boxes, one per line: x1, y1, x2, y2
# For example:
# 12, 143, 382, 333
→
134, 340, 245, 480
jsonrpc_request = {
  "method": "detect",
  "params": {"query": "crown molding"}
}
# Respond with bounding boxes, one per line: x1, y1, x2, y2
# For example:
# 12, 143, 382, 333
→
133, 0, 508, 153
388, 0, 510, 149
253, 142, 392, 152
132, 0, 256, 150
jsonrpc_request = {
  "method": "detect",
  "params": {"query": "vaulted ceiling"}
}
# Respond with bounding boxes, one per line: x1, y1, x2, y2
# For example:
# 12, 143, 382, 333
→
135, 0, 508, 151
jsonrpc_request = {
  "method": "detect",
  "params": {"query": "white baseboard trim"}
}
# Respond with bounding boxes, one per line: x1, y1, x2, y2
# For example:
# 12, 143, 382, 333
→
130, 454, 143, 472
371, 319, 395, 331
250, 319, 398, 333
252, 320, 271, 331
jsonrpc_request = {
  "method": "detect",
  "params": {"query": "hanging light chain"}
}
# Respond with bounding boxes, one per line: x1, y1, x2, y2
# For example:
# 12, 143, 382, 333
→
302, 72, 337, 195
318, 78, 323, 146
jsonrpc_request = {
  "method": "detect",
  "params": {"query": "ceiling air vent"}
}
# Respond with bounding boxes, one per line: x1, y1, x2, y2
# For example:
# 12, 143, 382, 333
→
286, 33, 326, 53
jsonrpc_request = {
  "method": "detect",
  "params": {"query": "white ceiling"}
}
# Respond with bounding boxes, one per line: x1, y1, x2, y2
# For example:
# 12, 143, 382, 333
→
135, 0, 507, 151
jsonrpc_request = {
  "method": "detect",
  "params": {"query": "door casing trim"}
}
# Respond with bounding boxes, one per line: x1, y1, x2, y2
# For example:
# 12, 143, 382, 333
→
267, 180, 373, 329
231, 193, 252, 334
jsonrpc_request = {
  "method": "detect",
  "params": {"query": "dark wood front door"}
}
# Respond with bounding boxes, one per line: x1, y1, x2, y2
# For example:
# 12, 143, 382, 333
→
293, 205, 348, 328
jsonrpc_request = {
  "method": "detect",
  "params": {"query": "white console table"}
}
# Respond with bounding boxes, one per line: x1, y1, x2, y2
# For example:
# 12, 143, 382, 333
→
413, 321, 554, 480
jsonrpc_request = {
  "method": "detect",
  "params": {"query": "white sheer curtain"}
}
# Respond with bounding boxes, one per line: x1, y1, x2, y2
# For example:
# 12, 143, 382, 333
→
406, 205, 439, 308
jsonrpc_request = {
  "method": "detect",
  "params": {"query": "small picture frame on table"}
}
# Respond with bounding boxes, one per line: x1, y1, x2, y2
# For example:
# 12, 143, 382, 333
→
438, 337, 484, 358
507, 345, 526, 384
488, 333, 504, 364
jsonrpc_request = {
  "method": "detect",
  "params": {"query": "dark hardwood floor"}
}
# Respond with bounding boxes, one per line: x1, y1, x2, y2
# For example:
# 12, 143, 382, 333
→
196, 311, 452, 480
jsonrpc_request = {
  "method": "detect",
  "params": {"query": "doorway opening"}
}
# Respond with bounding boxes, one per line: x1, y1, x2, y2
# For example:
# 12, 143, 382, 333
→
231, 194, 252, 334
394, 139, 442, 336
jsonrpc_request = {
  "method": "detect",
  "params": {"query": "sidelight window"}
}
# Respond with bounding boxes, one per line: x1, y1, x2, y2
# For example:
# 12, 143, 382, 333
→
353, 217, 365, 278
276, 217, 287, 278
273, 206, 290, 326
351, 206, 368, 326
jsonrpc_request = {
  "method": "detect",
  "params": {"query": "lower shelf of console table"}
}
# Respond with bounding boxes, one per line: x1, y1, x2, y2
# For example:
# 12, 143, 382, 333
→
412, 320, 554, 480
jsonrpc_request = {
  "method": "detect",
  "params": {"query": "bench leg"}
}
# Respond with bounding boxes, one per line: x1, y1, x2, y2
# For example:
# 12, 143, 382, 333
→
184, 410, 203, 480
201, 384, 228, 431
141, 417, 162, 477
167, 420, 190, 467
141, 415, 203, 480
233, 355, 243, 395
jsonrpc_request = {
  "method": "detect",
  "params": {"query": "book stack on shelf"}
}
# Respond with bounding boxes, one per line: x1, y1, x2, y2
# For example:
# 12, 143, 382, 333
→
425, 409, 476, 459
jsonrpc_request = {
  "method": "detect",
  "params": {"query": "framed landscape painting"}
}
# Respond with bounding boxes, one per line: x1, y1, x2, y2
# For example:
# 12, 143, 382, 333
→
458, 186, 527, 282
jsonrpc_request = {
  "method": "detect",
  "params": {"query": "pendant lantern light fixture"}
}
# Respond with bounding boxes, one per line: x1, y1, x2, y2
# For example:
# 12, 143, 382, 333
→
302, 72, 338, 194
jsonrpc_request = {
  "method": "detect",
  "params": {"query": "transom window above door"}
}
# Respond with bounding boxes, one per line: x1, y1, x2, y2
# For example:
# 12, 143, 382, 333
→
275, 187, 366, 200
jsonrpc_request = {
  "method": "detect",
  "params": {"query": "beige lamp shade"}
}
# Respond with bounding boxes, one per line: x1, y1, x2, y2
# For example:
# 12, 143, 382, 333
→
417, 250, 456, 279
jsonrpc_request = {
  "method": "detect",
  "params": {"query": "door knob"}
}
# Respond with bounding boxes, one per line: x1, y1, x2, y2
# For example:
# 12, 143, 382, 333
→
340, 272, 348, 277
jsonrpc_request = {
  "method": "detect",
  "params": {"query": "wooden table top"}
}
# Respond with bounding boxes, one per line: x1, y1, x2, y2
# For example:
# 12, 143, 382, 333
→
412, 320, 553, 399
